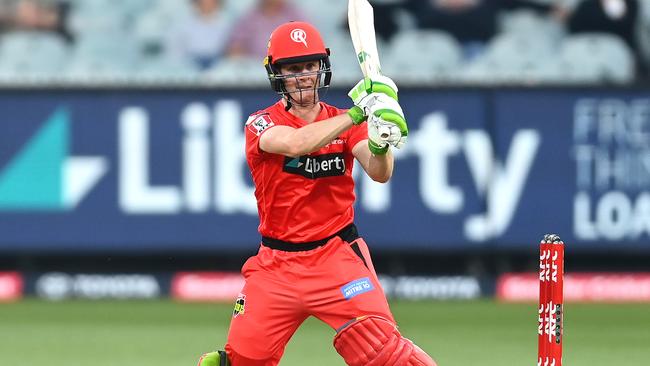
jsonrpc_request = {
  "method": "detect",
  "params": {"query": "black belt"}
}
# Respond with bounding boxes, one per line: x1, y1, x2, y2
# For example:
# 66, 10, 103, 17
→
261, 223, 359, 252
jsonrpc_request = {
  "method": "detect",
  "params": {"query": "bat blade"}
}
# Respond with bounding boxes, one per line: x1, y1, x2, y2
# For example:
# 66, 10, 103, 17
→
348, 0, 382, 78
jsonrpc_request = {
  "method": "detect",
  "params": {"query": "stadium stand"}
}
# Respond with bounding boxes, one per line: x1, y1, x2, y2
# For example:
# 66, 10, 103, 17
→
204, 55, 268, 85
0, 0, 646, 85
559, 33, 636, 83
383, 29, 462, 84
325, 29, 372, 84
0, 31, 69, 80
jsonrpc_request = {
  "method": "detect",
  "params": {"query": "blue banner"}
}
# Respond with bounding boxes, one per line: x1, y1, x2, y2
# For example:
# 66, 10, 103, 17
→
0, 89, 648, 252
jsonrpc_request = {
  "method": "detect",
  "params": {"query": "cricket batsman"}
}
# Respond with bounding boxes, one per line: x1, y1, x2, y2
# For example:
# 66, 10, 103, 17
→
197, 21, 436, 366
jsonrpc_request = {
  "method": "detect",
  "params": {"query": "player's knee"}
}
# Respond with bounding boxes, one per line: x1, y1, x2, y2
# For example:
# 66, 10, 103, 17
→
333, 316, 437, 366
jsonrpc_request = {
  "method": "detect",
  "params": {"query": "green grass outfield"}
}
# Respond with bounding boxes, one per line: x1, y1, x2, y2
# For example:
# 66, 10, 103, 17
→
1, 299, 648, 365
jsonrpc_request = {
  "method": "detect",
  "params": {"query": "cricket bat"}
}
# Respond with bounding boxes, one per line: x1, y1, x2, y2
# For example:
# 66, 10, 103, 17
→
348, 0, 396, 142
348, 0, 382, 78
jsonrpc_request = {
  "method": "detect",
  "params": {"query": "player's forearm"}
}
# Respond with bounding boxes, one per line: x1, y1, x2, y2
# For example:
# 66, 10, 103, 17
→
288, 113, 354, 156
365, 149, 393, 183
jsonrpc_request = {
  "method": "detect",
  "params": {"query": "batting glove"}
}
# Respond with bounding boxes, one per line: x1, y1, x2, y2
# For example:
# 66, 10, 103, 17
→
355, 93, 408, 155
347, 75, 399, 125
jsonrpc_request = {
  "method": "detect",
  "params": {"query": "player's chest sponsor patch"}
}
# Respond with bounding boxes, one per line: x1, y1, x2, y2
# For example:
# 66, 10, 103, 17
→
283, 153, 346, 179
341, 277, 375, 300
246, 114, 275, 136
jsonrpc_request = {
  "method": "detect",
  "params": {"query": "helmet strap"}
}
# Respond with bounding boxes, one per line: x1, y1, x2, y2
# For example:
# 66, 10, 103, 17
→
284, 96, 293, 111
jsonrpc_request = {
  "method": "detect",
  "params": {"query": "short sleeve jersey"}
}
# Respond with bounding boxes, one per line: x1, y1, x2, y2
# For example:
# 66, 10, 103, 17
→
245, 100, 368, 243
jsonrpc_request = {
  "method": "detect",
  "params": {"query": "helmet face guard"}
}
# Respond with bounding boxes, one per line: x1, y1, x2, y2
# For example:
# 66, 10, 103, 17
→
264, 52, 332, 106
264, 21, 333, 109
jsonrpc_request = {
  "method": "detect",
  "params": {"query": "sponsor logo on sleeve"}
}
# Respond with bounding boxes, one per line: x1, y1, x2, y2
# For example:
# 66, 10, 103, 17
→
246, 114, 275, 136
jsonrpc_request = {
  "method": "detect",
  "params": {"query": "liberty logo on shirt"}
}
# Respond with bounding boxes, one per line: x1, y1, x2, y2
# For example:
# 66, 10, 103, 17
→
283, 153, 346, 179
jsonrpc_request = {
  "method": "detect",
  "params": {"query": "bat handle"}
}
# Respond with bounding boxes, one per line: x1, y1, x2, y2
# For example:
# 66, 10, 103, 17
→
378, 125, 391, 140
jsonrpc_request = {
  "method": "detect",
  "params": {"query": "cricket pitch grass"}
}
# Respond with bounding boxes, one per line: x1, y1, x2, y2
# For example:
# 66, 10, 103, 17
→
1, 299, 648, 365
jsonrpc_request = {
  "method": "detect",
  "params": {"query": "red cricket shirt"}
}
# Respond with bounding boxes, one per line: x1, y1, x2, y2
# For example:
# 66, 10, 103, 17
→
245, 100, 368, 243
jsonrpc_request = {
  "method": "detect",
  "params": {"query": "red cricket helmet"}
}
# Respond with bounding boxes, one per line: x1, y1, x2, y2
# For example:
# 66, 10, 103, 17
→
264, 21, 332, 94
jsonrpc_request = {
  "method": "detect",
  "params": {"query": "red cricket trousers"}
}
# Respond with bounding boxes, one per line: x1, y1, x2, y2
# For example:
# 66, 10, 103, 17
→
225, 234, 394, 365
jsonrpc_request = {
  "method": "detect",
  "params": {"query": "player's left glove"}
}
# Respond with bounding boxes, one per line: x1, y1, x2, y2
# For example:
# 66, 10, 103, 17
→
347, 75, 398, 125
353, 92, 408, 155
350, 75, 398, 102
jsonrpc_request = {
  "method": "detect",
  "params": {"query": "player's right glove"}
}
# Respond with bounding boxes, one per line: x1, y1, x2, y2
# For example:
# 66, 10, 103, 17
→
347, 75, 398, 125
352, 92, 407, 155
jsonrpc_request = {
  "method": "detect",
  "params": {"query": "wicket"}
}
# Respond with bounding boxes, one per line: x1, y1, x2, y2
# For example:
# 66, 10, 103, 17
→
538, 234, 564, 366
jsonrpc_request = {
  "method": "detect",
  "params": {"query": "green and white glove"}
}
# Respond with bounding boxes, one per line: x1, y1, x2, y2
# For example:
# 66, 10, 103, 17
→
347, 75, 399, 125
350, 75, 399, 102
354, 92, 408, 155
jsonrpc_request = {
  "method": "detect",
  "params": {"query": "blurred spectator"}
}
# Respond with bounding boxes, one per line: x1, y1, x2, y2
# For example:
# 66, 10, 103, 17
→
564, 0, 639, 54
0, 0, 72, 42
226, 0, 306, 61
552, 0, 645, 77
403, 0, 555, 44
166, 0, 231, 70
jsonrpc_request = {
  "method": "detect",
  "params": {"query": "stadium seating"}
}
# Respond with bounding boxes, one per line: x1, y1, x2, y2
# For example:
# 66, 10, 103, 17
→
499, 9, 565, 42
293, 0, 348, 38
65, 32, 139, 81
0, 1, 645, 85
383, 30, 462, 84
204, 56, 268, 86
325, 31, 368, 84
0, 32, 70, 81
66, 0, 129, 35
559, 33, 635, 84
136, 56, 200, 83
455, 32, 557, 84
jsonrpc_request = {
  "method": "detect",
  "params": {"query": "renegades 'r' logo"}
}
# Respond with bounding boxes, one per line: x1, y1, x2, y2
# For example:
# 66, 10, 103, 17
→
290, 29, 307, 47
